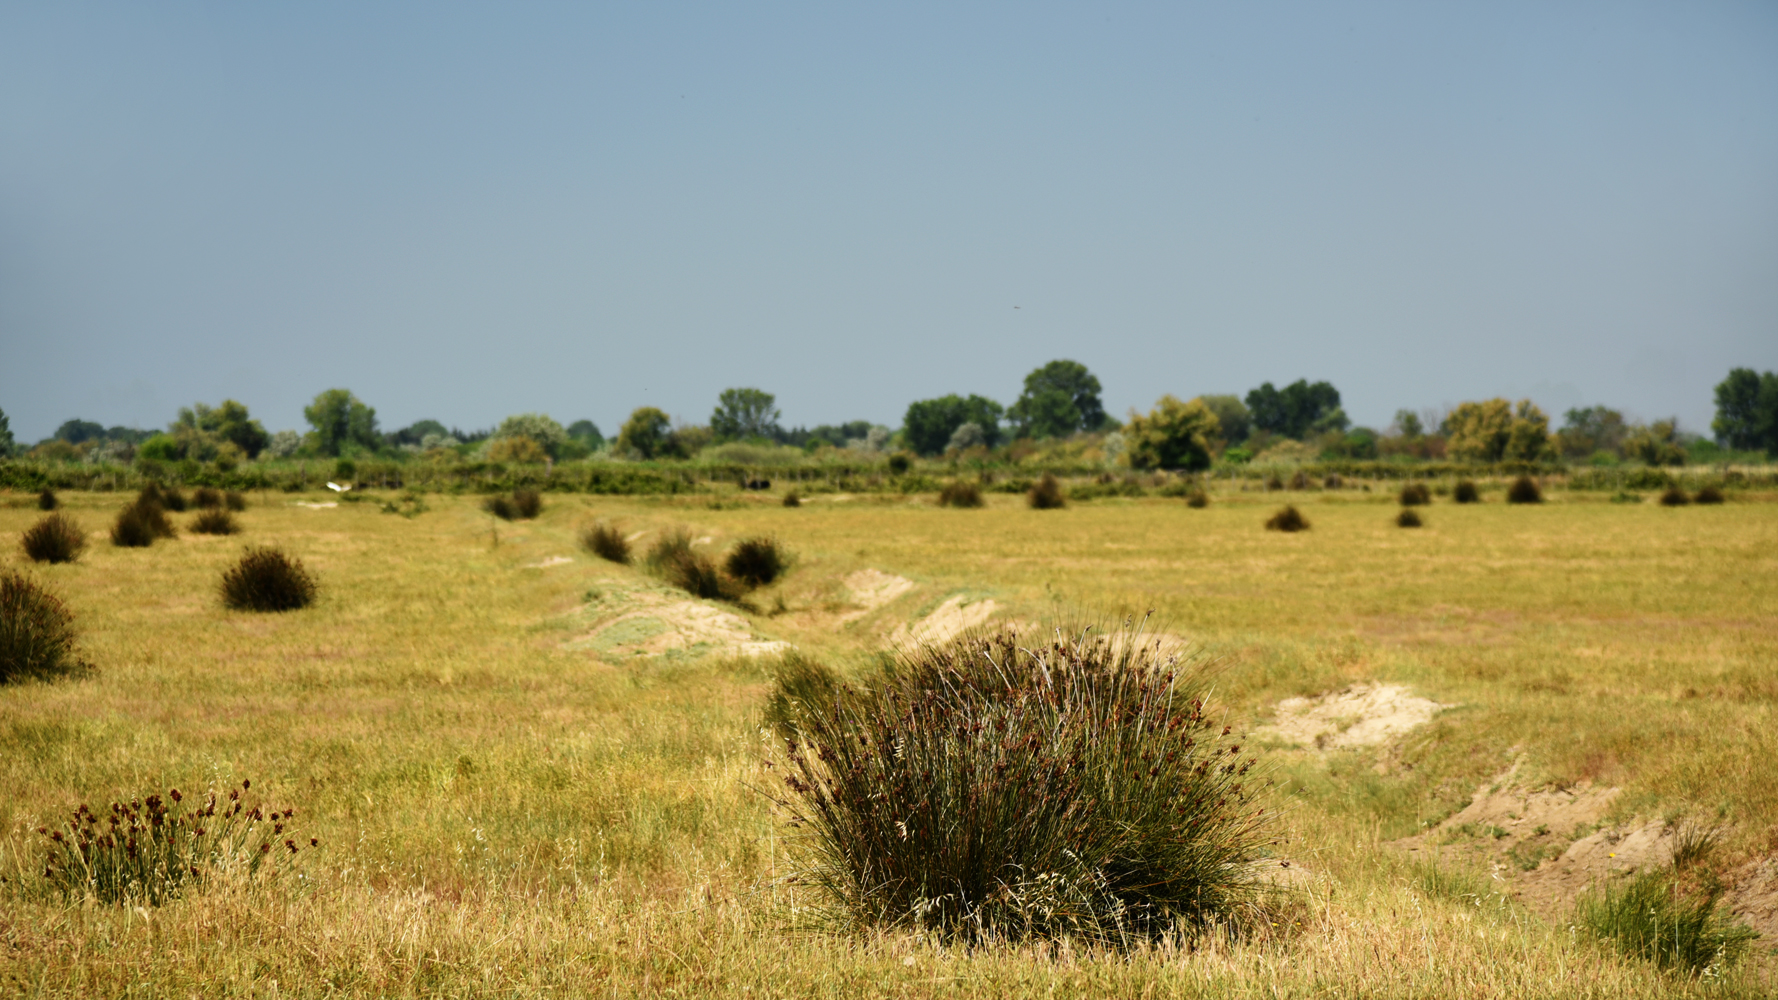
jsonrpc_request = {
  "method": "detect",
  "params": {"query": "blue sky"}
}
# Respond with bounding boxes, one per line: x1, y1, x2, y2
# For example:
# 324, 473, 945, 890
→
3, 1, 1775, 442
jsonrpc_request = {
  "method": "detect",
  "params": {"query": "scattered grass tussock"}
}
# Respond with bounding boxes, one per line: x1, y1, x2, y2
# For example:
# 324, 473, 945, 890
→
581, 522, 631, 564
1399, 483, 1431, 506
220, 548, 317, 613
37, 489, 59, 511
190, 509, 241, 535
21, 513, 87, 564
1658, 487, 1690, 507
1453, 480, 1480, 504
0, 570, 90, 683
939, 481, 985, 508
1396, 509, 1423, 528
1265, 505, 1309, 532
724, 536, 788, 588
1027, 473, 1066, 510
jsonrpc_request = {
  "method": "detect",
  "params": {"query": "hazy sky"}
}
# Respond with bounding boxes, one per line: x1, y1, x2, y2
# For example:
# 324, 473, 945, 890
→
3, 2, 1775, 443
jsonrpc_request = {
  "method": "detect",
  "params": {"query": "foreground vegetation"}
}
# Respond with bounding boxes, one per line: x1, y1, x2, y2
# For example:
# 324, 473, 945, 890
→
0, 485, 1773, 996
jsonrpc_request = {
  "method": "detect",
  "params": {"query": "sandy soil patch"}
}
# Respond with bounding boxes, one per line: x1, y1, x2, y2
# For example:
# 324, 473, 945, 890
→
1255, 683, 1452, 749
293, 501, 338, 509
891, 594, 1000, 647
839, 569, 916, 622
563, 584, 789, 660
525, 556, 574, 569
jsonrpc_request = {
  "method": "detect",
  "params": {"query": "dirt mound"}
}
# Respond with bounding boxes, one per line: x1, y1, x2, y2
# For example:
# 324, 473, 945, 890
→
1723, 856, 1778, 945
839, 569, 916, 622
1256, 683, 1452, 748
563, 584, 789, 660
891, 594, 1000, 646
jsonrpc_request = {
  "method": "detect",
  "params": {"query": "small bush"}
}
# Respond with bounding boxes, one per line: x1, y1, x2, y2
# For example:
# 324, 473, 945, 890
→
1265, 505, 1309, 532
1396, 509, 1423, 528
159, 487, 189, 513
38, 780, 313, 906
1399, 483, 1431, 506
938, 481, 984, 508
726, 536, 788, 588
1289, 470, 1311, 490
1453, 480, 1480, 504
582, 523, 631, 564
1506, 475, 1542, 504
1, 571, 90, 683
1658, 487, 1690, 507
512, 488, 543, 519
111, 499, 174, 547
647, 531, 735, 600
192, 487, 223, 509
220, 548, 316, 612
1323, 475, 1343, 489
22, 514, 87, 564
1027, 473, 1066, 510
1264, 475, 1283, 491
1576, 868, 1756, 975
762, 651, 840, 737
887, 453, 912, 475
37, 489, 59, 511
783, 492, 802, 508
1186, 490, 1209, 509
1693, 485, 1725, 505
190, 509, 240, 535
484, 495, 517, 521
775, 620, 1273, 945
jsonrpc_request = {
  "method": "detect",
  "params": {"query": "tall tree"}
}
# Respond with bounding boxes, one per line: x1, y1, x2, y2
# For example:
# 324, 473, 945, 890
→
303, 389, 379, 457
616, 407, 672, 459
1123, 396, 1220, 471
1712, 368, 1778, 455
1244, 379, 1344, 440
1007, 360, 1106, 439
903, 394, 1004, 455
0, 407, 14, 457
710, 388, 782, 442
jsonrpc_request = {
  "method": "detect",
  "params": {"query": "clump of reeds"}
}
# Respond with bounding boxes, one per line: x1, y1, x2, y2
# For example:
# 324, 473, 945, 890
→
111, 490, 176, 548
939, 481, 984, 508
484, 495, 516, 520
647, 530, 735, 600
1265, 506, 1309, 532
220, 548, 316, 612
1692, 485, 1725, 505
1, 571, 91, 683
37, 489, 59, 511
158, 486, 189, 513
726, 537, 788, 588
1453, 480, 1480, 504
512, 489, 543, 519
1185, 490, 1209, 509
1506, 476, 1542, 504
190, 509, 240, 535
581, 523, 631, 564
1658, 487, 1690, 507
22, 513, 87, 564
774, 618, 1274, 945
38, 780, 315, 906
1027, 474, 1066, 510
192, 487, 223, 509
783, 492, 802, 508
1399, 483, 1431, 506
1575, 865, 1756, 975
1396, 509, 1423, 528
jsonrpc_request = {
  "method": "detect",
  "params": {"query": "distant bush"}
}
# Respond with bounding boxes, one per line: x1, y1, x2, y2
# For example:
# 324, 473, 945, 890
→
938, 481, 984, 508
1264, 475, 1283, 491
1576, 867, 1756, 976
763, 651, 840, 737
1265, 505, 1309, 532
159, 487, 189, 512
726, 536, 788, 588
37, 489, 58, 511
192, 487, 223, 509
1323, 475, 1342, 489
582, 523, 631, 564
1693, 485, 1725, 505
774, 621, 1272, 944
512, 489, 543, 519
1453, 480, 1480, 504
1027, 473, 1066, 510
887, 453, 913, 475
191, 509, 240, 535
1396, 509, 1423, 528
782, 491, 802, 508
1658, 487, 1690, 507
22, 514, 86, 564
39, 780, 312, 906
220, 548, 316, 612
1506, 476, 1543, 504
1399, 483, 1431, 506
484, 495, 516, 520
1186, 490, 1209, 508
1, 570, 90, 683
111, 495, 175, 547
1289, 470, 1311, 490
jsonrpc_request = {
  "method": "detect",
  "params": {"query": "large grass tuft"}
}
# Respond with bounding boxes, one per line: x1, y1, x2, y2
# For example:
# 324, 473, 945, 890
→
1692, 485, 1725, 505
220, 547, 317, 613
1027, 473, 1066, 510
647, 530, 736, 600
111, 495, 176, 547
725, 537, 788, 588
1575, 867, 1756, 976
938, 481, 984, 508
1265, 505, 1309, 532
1506, 476, 1543, 505
0, 570, 90, 683
512, 489, 543, 520
1186, 489, 1210, 509
1658, 487, 1690, 507
190, 509, 241, 535
762, 651, 840, 737
775, 619, 1274, 945
22, 513, 87, 564
1453, 480, 1480, 504
37, 489, 59, 511
1399, 483, 1431, 506
192, 487, 224, 510
581, 522, 631, 564
1395, 509, 1423, 528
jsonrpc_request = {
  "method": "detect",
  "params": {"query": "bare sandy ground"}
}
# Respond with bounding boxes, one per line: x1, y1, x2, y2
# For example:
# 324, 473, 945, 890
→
1254, 683, 1452, 749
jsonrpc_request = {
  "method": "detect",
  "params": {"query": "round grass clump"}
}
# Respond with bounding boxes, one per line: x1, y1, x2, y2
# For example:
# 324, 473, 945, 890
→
1289, 470, 1311, 491
1399, 483, 1431, 506
726, 536, 788, 588
1027, 473, 1065, 510
483, 495, 517, 521
646, 530, 734, 600
1186, 490, 1210, 508
782, 491, 802, 508
192, 487, 223, 509
938, 481, 984, 508
1693, 485, 1725, 505
158, 487, 189, 513
775, 621, 1273, 945
220, 547, 316, 612
1506, 476, 1543, 505
111, 499, 175, 547
1453, 480, 1480, 504
1396, 508, 1423, 528
1265, 505, 1309, 532
224, 491, 248, 511
37, 489, 59, 511
190, 509, 240, 535
1658, 487, 1690, 507
0, 571, 90, 683
22, 513, 88, 564
581, 522, 631, 564
512, 489, 543, 520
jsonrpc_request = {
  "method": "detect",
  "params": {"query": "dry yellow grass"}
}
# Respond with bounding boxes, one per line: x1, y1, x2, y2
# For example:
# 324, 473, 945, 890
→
0, 487, 1772, 997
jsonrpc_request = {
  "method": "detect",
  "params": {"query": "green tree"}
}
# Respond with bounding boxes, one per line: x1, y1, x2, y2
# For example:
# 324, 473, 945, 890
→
1198, 395, 1251, 444
55, 420, 107, 445
1443, 399, 1553, 463
303, 389, 379, 457
1008, 360, 1106, 439
1621, 419, 1687, 466
1712, 368, 1778, 455
491, 413, 569, 459
1555, 406, 1628, 458
0, 407, 15, 457
1390, 409, 1424, 439
1123, 396, 1220, 471
567, 420, 604, 447
903, 394, 1004, 455
710, 388, 782, 442
175, 400, 270, 458
1244, 380, 1343, 440
615, 407, 672, 459
388, 419, 450, 447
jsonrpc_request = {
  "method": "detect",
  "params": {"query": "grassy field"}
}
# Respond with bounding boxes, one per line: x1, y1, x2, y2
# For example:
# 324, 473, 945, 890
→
1, 485, 1774, 997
